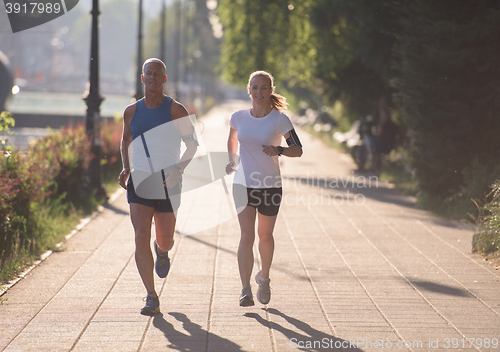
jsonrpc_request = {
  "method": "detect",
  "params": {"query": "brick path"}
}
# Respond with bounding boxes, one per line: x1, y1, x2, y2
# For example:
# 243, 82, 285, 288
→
1, 101, 499, 352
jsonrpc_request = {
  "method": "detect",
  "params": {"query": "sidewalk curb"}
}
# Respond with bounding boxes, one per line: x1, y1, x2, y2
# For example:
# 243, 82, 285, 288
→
0, 187, 125, 297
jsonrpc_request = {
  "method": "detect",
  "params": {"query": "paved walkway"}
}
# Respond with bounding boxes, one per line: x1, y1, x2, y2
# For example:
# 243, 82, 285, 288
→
1, 101, 499, 352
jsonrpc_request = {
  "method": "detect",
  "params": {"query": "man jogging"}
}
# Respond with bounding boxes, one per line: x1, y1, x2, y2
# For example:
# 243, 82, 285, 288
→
118, 58, 197, 315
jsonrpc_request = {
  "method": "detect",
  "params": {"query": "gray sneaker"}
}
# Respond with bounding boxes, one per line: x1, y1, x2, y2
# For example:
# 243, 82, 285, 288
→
154, 240, 170, 278
255, 271, 271, 304
141, 292, 160, 316
239, 285, 254, 307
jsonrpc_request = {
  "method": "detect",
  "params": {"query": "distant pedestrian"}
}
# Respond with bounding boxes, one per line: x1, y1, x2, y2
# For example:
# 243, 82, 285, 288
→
118, 58, 197, 315
371, 105, 399, 155
226, 70, 303, 306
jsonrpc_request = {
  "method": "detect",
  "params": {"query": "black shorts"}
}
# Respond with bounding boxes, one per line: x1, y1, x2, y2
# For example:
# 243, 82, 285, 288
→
127, 177, 181, 213
233, 184, 282, 216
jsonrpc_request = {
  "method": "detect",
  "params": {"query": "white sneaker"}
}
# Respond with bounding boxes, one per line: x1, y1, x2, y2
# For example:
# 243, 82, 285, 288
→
255, 271, 271, 304
239, 285, 254, 307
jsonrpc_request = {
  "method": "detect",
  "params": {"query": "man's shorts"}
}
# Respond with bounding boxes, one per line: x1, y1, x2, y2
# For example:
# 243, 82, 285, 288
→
232, 184, 282, 217
127, 177, 181, 213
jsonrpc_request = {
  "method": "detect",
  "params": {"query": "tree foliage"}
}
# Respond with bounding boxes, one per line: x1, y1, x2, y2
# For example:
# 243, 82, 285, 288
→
144, 0, 221, 81
392, 0, 500, 203
309, 0, 396, 115
218, 0, 397, 115
218, 0, 316, 88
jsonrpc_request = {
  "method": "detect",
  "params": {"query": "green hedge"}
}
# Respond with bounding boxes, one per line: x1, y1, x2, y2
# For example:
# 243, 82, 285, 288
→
0, 118, 122, 283
473, 180, 500, 256
392, 2, 500, 217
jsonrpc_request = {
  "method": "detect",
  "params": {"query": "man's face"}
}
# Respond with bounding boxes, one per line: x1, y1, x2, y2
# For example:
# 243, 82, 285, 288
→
142, 62, 166, 88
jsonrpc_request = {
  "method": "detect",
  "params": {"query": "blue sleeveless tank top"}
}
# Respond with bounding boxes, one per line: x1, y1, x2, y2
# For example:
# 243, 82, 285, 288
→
130, 96, 173, 139
129, 96, 181, 175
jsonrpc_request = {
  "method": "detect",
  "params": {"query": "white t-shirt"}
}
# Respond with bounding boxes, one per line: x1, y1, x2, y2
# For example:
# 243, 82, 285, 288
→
229, 108, 294, 188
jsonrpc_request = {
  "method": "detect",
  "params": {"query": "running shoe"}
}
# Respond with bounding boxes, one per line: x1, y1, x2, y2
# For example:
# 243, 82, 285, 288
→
239, 285, 255, 307
255, 271, 271, 304
154, 240, 170, 278
141, 292, 160, 315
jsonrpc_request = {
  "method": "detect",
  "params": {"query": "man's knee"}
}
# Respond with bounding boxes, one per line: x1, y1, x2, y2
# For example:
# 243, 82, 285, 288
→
135, 230, 152, 246
240, 231, 255, 245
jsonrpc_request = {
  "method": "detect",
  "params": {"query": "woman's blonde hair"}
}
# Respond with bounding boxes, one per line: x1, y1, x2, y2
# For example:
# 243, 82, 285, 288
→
247, 70, 288, 113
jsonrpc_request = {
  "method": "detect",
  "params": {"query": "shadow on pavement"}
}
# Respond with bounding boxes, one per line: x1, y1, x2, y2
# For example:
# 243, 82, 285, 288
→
410, 280, 470, 297
245, 308, 364, 351
283, 176, 417, 210
152, 312, 245, 351
103, 203, 129, 216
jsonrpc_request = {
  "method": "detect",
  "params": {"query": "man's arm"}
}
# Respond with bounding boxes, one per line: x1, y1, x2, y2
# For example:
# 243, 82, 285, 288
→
226, 127, 238, 174
164, 100, 198, 188
118, 104, 136, 190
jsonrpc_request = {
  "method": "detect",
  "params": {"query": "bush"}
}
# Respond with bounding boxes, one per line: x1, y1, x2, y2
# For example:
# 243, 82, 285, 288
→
419, 158, 500, 220
100, 118, 123, 183
472, 180, 500, 256
0, 125, 91, 278
28, 126, 91, 205
0, 119, 123, 283
392, 1, 500, 215
1, 111, 15, 148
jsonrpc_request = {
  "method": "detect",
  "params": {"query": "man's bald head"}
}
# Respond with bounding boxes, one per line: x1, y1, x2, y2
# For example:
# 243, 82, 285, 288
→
142, 58, 166, 76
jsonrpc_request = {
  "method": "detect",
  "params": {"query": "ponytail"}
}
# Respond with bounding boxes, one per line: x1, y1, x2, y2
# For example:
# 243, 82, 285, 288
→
270, 93, 288, 113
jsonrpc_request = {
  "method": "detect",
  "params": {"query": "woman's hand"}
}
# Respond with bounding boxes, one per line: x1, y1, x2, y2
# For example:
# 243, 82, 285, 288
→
262, 145, 280, 156
118, 168, 130, 190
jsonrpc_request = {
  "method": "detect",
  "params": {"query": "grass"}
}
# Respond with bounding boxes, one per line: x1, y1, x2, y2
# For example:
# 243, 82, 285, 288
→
378, 163, 418, 196
471, 181, 500, 259
472, 231, 500, 257
0, 194, 106, 286
102, 162, 123, 195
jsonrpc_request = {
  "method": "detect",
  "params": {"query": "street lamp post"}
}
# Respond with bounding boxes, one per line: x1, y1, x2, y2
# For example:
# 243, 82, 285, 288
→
173, 0, 181, 99
160, 0, 166, 63
160, 0, 166, 94
134, 0, 144, 101
83, 0, 106, 197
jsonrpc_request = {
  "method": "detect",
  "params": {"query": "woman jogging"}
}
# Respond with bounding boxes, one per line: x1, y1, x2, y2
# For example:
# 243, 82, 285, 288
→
226, 70, 303, 306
